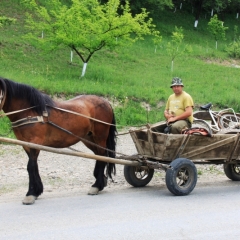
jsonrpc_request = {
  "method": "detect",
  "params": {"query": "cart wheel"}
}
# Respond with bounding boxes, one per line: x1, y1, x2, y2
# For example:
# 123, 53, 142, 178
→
223, 163, 240, 181
165, 158, 197, 196
124, 165, 154, 187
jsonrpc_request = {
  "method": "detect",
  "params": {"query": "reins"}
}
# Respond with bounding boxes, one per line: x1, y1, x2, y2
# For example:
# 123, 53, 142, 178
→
47, 120, 134, 158
46, 104, 119, 127
0, 106, 37, 117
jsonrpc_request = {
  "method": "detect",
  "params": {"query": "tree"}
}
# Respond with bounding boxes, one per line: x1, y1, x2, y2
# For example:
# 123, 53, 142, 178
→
100, 0, 174, 15
191, 0, 204, 29
208, 14, 228, 49
22, 0, 160, 77
166, 26, 191, 72
153, 32, 162, 53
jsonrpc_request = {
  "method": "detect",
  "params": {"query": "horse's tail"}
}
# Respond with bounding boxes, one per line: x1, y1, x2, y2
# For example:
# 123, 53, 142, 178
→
106, 111, 117, 179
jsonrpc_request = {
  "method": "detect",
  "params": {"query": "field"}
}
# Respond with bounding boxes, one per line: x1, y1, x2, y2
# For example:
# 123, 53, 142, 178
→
1, 0, 240, 133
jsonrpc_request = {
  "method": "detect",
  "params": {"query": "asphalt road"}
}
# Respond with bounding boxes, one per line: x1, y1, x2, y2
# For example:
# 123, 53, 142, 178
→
1, 181, 240, 240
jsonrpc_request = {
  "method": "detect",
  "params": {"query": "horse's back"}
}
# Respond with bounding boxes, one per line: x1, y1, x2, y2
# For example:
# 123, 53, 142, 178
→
58, 95, 113, 123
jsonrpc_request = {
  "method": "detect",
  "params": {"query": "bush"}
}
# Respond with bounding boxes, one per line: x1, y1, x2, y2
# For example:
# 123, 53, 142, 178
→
226, 38, 240, 58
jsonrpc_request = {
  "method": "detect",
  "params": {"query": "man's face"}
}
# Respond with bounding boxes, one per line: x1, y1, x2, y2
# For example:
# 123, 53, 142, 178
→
172, 85, 183, 95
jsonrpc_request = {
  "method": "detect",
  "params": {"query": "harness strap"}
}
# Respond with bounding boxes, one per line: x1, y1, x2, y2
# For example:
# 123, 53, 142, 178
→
0, 106, 37, 117
11, 116, 44, 128
47, 105, 118, 126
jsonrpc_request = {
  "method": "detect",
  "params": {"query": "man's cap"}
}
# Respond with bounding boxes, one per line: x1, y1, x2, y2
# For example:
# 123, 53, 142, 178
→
170, 77, 184, 88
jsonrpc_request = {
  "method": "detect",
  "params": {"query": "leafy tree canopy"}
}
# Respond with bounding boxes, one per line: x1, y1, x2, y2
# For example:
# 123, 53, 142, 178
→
22, 0, 160, 76
208, 14, 228, 41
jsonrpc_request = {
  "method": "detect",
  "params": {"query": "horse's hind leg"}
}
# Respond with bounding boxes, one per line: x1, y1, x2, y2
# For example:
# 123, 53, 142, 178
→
88, 160, 107, 195
22, 148, 43, 205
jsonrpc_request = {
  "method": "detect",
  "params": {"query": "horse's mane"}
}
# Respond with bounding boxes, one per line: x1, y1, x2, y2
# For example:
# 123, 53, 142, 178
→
1, 77, 55, 114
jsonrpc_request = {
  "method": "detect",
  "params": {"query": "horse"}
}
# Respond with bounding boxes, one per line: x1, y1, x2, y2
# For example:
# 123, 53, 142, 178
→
0, 77, 117, 205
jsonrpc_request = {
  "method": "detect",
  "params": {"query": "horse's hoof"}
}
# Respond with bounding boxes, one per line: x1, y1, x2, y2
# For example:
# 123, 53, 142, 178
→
22, 195, 37, 205
88, 187, 99, 195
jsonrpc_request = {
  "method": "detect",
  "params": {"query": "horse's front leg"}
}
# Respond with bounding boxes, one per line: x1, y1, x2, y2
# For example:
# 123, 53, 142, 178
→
22, 148, 43, 205
88, 160, 107, 195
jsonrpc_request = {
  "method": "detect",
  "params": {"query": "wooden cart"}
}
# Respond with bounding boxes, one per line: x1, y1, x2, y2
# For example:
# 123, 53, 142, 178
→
127, 120, 240, 196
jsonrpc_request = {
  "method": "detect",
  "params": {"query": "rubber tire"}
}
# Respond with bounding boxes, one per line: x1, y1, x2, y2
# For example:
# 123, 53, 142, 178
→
223, 163, 240, 181
165, 158, 197, 196
218, 113, 240, 130
124, 165, 154, 187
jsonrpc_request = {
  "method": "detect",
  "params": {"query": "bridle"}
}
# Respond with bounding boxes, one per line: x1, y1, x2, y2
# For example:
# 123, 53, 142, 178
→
0, 79, 36, 118
0, 79, 7, 111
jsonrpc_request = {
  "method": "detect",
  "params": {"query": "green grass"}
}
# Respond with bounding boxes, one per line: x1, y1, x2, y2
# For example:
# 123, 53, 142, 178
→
1, 1, 240, 134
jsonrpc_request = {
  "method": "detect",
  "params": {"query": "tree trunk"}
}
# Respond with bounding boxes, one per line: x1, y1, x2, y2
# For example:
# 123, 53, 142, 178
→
193, 0, 204, 28
81, 62, 88, 77
70, 50, 73, 63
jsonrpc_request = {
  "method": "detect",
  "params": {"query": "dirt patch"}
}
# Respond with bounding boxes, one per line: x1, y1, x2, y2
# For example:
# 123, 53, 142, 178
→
204, 58, 240, 68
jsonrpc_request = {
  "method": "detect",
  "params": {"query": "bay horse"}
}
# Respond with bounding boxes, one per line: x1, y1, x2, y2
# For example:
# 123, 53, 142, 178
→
0, 77, 117, 205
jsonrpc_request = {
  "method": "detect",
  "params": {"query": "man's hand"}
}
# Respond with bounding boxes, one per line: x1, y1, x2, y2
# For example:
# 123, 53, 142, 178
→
167, 116, 177, 123
164, 110, 174, 120
165, 107, 193, 124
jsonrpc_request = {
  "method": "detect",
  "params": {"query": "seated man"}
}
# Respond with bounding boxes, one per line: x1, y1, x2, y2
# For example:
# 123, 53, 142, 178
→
164, 77, 194, 134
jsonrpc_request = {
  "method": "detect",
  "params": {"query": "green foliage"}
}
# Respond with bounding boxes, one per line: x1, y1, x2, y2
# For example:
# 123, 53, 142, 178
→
203, 0, 231, 13
102, 0, 174, 15
22, 0, 160, 76
167, 26, 184, 61
166, 26, 192, 72
152, 32, 162, 52
0, 16, 16, 27
0, 115, 14, 138
208, 14, 228, 43
233, 25, 238, 42
226, 37, 240, 58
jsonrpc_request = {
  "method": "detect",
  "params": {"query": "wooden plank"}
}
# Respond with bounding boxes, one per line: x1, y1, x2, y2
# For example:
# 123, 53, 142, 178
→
0, 137, 141, 166
181, 135, 237, 159
172, 134, 190, 160
129, 131, 145, 155
226, 134, 240, 162
147, 129, 155, 156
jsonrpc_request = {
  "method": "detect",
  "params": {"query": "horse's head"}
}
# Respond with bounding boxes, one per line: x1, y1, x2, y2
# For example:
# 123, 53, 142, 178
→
0, 77, 7, 111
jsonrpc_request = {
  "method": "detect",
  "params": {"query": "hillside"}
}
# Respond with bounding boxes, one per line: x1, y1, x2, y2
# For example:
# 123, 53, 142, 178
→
1, 0, 240, 128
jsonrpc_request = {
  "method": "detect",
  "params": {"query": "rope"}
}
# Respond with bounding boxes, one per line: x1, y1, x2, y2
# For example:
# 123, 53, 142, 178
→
47, 105, 150, 131
47, 120, 130, 157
